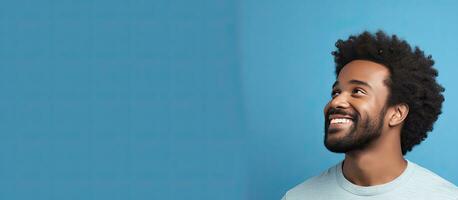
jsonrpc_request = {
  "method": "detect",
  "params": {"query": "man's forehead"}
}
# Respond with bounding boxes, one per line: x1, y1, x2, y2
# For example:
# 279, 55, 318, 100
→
335, 60, 390, 87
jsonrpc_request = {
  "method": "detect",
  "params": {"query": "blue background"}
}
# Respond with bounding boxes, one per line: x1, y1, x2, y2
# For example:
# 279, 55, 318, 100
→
1, 0, 457, 199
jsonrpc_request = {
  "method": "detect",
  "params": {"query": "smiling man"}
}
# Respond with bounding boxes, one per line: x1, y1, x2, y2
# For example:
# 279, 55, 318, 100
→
281, 31, 458, 199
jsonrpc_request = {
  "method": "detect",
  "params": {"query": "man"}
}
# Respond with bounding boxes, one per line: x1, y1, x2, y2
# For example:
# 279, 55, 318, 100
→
282, 31, 458, 199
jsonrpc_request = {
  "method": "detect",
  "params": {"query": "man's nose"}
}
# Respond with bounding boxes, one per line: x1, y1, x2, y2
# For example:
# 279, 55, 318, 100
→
330, 93, 350, 109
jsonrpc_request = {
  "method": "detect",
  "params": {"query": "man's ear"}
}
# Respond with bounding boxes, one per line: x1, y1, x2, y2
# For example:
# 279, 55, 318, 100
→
389, 103, 409, 127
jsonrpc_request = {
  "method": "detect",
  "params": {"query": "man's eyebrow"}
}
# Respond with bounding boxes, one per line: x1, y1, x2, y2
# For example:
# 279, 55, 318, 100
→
332, 80, 372, 89
349, 79, 372, 89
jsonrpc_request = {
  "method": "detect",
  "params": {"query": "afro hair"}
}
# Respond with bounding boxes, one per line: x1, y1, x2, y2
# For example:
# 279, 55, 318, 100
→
332, 30, 445, 155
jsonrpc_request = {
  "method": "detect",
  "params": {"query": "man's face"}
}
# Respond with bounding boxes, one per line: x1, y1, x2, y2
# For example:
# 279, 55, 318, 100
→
323, 60, 391, 153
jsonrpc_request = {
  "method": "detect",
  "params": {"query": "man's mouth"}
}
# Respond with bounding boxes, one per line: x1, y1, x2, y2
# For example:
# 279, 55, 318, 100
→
327, 114, 354, 131
330, 118, 352, 124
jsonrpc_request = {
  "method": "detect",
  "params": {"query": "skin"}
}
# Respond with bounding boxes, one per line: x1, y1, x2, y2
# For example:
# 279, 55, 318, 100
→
323, 60, 409, 186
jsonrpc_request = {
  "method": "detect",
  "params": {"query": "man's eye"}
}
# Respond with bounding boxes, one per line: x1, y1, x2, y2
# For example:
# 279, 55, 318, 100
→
331, 90, 340, 97
353, 88, 365, 95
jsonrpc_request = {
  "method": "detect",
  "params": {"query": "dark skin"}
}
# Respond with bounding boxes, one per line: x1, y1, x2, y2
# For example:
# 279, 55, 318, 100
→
323, 60, 410, 186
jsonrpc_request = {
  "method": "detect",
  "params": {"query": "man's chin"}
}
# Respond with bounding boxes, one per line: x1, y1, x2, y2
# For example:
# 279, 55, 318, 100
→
324, 131, 354, 153
325, 146, 348, 153
324, 139, 347, 153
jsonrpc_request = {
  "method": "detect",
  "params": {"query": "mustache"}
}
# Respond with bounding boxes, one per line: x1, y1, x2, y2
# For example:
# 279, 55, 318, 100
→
326, 107, 358, 120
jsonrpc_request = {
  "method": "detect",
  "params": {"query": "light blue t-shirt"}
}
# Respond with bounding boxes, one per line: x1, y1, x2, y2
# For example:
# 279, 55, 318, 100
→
282, 160, 458, 200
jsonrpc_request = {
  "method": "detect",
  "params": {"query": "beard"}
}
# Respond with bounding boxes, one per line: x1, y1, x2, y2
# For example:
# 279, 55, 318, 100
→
324, 107, 386, 153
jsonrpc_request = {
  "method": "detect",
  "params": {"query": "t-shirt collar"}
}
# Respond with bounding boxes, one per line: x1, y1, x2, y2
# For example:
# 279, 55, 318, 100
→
335, 159, 415, 196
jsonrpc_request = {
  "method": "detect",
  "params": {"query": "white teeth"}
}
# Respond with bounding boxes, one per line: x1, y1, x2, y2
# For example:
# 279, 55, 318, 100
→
330, 118, 352, 124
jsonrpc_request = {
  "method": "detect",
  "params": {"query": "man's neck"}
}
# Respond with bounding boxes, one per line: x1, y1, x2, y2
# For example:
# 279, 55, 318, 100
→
342, 147, 407, 186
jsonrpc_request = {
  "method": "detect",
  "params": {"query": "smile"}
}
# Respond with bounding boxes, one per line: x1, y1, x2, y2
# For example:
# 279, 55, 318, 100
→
330, 118, 352, 124
327, 114, 355, 131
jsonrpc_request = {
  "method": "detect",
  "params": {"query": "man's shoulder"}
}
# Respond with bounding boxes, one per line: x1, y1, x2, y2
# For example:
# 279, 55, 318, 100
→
282, 163, 339, 199
408, 161, 458, 197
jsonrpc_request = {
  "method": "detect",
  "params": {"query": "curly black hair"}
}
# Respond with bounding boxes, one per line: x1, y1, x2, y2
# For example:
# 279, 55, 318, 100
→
332, 30, 445, 155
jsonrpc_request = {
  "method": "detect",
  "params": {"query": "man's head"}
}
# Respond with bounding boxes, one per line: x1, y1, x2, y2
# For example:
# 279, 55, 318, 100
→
323, 31, 444, 155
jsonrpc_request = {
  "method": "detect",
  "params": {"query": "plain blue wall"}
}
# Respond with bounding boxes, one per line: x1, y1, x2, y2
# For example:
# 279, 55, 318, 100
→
1, 0, 457, 199
1, 0, 243, 199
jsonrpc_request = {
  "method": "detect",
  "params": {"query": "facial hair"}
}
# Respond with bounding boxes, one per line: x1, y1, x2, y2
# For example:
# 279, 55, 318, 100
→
324, 107, 386, 153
